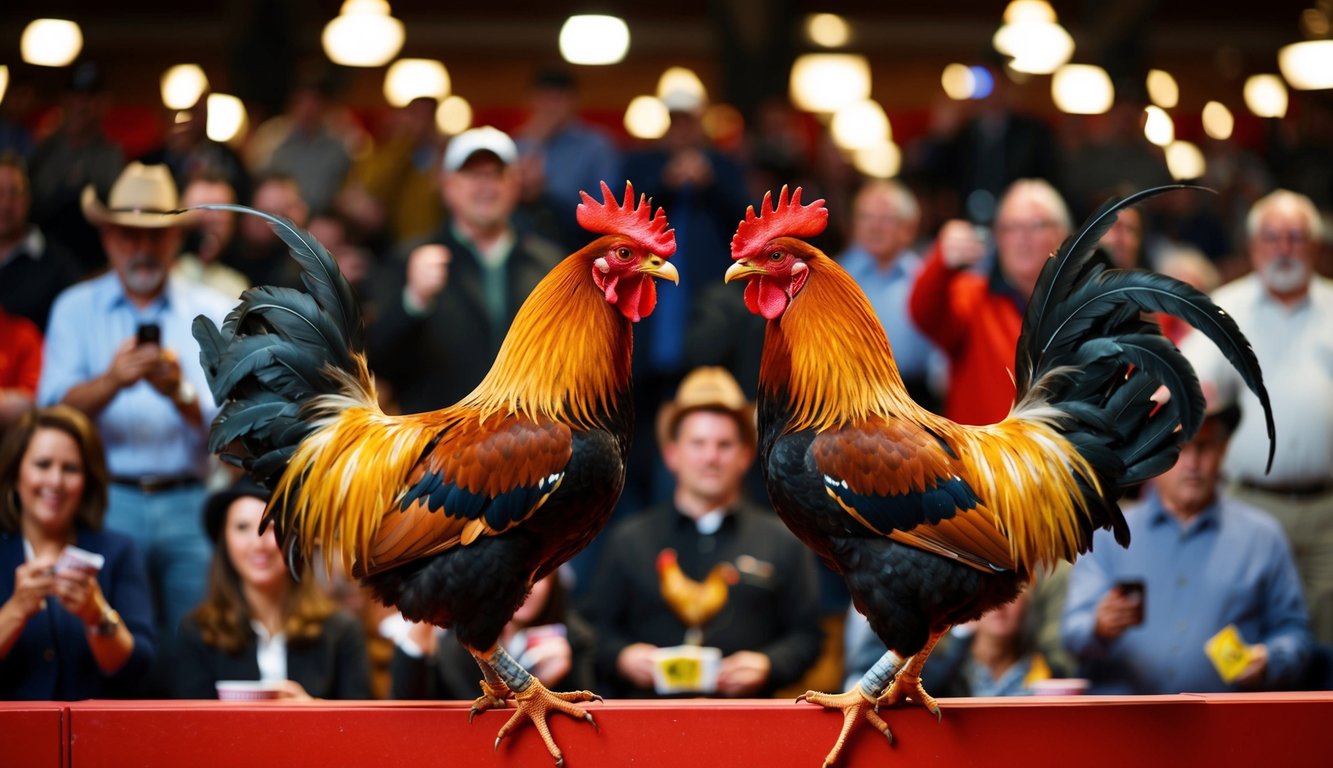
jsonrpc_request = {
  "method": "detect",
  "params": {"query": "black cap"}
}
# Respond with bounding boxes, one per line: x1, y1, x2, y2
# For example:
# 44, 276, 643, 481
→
1205, 402, 1242, 436
202, 477, 272, 543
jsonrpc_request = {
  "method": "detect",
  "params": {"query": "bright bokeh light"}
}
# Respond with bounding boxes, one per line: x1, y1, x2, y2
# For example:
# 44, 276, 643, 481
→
21, 19, 83, 67
806, 13, 851, 48
789, 54, 871, 113
1244, 74, 1288, 118
1278, 40, 1333, 90
1003, 0, 1056, 24
383, 59, 450, 107
322, 0, 404, 67
559, 15, 630, 65
1202, 101, 1234, 141
853, 140, 902, 179
702, 103, 744, 143
657, 67, 707, 104
436, 95, 472, 135
996, 21, 1074, 74
831, 99, 891, 151
624, 95, 670, 140
1051, 64, 1114, 115
1144, 105, 1175, 146
1165, 141, 1206, 180
205, 93, 247, 144
0, 66, 8, 105
941, 64, 975, 100
161, 65, 209, 111
1147, 69, 1179, 109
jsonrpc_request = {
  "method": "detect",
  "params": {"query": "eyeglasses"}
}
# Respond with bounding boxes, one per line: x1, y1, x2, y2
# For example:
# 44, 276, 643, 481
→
1256, 230, 1311, 247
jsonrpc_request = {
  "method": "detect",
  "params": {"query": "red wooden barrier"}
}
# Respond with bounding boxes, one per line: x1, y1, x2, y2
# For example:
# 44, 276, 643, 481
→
3, 694, 1331, 768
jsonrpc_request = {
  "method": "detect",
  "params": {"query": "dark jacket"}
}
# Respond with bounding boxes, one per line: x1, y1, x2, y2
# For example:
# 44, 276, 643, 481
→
579, 501, 823, 697
367, 223, 564, 413
172, 611, 372, 699
0, 529, 156, 700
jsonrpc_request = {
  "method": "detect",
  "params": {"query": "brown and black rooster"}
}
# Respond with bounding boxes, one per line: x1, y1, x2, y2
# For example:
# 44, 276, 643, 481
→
191, 182, 677, 766
723, 186, 1275, 766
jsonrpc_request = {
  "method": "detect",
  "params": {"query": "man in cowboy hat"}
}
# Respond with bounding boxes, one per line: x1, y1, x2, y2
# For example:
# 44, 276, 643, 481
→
38, 161, 234, 640
580, 366, 822, 698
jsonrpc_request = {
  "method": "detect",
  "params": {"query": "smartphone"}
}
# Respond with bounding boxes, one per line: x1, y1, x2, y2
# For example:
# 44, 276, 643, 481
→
1116, 579, 1145, 625
136, 322, 161, 346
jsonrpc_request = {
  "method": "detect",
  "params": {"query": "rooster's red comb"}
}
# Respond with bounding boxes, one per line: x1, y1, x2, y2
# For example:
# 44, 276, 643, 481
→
577, 181, 676, 257
730, 185, 828, 262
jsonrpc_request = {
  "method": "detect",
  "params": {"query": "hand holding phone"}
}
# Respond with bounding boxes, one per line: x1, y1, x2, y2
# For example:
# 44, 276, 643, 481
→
1115, 579, 1145, 626
136, 323, 161, 347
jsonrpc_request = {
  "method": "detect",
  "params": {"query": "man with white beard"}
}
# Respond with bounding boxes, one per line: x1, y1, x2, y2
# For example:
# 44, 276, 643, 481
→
38, 162, 233, 642
1181, 188, 1333, 650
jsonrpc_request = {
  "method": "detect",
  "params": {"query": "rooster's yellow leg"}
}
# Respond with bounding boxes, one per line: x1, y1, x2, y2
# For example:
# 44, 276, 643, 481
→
797, 650, 904, 767
878, 629, 946, 719
482, 645, 601, 767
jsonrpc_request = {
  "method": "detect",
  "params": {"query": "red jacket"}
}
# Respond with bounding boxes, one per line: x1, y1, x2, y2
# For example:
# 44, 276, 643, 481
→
0, 308, 41, 396
908, 242, 1024, 426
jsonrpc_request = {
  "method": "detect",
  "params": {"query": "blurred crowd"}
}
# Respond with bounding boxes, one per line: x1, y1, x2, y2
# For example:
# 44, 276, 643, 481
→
2, 57, 1333, 702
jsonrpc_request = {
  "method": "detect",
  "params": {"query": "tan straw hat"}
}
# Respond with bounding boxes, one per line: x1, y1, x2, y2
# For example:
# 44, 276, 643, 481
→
655, 367, 757, 450
81, 162, 194, 228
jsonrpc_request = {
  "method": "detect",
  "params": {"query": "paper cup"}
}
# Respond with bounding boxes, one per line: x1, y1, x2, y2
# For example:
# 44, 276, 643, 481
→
650, 645, 722, 695
215, 680, 283, 701
1030, 678, 1089, 696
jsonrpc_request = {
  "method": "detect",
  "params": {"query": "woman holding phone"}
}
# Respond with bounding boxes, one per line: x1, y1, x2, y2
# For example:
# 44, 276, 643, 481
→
0, 405, 156, 699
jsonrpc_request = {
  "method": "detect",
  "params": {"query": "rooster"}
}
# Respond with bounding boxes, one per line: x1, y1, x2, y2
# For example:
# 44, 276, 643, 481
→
723, 186, 1274, 766
192, 182, 678, 766
656, 548, 740, 645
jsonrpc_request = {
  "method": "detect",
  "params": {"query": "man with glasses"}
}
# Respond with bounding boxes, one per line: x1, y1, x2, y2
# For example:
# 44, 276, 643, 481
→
367, 127, 564, 413
909, 178, 1071, 425
1181, 189, 1333, 648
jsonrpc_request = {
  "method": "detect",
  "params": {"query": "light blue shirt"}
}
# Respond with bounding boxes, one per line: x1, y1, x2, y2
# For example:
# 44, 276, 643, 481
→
837, 246, 940, 382
38, 272, 235, 478
1062, 490, 1312, 694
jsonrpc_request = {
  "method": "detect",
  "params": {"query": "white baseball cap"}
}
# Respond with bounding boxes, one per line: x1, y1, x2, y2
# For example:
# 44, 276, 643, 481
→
442, 126, 518, 172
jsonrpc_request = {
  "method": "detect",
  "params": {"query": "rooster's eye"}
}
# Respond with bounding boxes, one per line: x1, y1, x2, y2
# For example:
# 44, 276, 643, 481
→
770, 250, 784, 262
616, 247, 632, 261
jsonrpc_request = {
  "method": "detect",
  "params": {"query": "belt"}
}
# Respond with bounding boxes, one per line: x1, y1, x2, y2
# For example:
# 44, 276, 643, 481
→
111, 475, 203, 494
1238, 479, 1333, 499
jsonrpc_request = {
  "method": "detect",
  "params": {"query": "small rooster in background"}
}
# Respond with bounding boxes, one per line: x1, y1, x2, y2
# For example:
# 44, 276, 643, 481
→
724, 186, 1274, 766
192, 182, 677, 766
656, 548, 740, 645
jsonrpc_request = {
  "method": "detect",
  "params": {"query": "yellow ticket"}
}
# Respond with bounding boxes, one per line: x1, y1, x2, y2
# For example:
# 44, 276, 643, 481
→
1204, 624, 1253, 683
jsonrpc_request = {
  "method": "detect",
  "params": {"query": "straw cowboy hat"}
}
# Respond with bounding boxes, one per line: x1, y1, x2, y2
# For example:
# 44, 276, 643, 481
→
81, 162, 194, 228
655, 366, 757, 450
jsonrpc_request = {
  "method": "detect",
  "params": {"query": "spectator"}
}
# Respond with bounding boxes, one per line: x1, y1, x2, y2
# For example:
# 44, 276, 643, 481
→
366, 126, 564, 413
1180, 189, 1333, 646
514, 67, 621, 251
388, 572, 594, 700
580, 367, 822, 698
223, 173, 307, 290
258, 78, 354, 217
0, 306, 41, 430
138, 95, 250, 209
1098, 203, 1147, 271
172, 173, 248, 300
909, 178, 1071, 425
338, 96, 444, 249
26, 61, 124, 276
173, 479, 372, 699
0, 153, 80, 331
0, 405, 155, 699
836, 179, 944, 411
1062, 403, 1312, 693
38, 162, 232, 639
1154, 244, 1221, 345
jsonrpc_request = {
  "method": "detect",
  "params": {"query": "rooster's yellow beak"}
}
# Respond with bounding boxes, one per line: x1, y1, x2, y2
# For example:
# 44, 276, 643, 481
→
640, 255, 679, 284
725, 260, 763, 283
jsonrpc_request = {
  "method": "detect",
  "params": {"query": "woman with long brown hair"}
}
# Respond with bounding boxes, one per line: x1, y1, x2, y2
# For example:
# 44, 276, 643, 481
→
173, 478, 371, 699
0, 405, 155, 698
